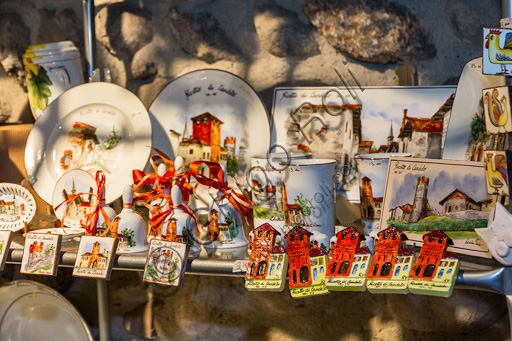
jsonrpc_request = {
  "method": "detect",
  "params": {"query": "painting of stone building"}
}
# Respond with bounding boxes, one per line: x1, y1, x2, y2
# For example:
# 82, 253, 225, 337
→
380, 157, 493, 257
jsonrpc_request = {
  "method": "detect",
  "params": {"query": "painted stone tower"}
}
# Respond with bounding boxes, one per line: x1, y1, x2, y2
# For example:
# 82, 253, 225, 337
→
409, 176, 429, 223
360, 176, 375, 219
191, 112, 223, 163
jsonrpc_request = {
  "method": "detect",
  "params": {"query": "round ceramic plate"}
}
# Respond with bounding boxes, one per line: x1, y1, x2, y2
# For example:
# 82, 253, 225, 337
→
29, 227, 86, 242
0, 183, 36, 231
52, 169, 97, 228
25, 82, 152, 204
148, 69, 271, 185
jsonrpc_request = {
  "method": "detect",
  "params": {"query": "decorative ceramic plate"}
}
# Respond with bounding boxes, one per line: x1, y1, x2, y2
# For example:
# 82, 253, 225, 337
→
25, 82, 152, 204
443, 57, 506, 160
52, 169, 97, 228
148, 69, 271, 185
0, 183, 36, 231
29, 227, 86, 242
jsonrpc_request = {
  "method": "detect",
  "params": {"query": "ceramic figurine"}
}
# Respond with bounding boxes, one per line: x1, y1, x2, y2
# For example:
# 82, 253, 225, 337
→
366, 226, 413, 294
161, 185, 200, 253
285, 226, 329, 298
110, 185, 148, 253
325, 227, 372, 291
476, 202, 512, 265
245, 223, 287, 292
408, 230, 460, 297
205, 169, 248, 249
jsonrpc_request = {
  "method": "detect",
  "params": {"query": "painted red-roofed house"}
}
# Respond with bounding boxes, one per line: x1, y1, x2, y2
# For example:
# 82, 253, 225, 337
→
410, 230, 453, 280
285, 226, 313, 289
327, 227, 365, 277
246, 223, 281, 280
368, 226, 408, 280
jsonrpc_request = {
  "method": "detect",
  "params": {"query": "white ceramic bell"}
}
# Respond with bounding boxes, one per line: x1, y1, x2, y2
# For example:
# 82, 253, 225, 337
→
95, 183, 117, 235
110, 185, 148, 253
162, 185, 200, 253
205, 168, 248, 249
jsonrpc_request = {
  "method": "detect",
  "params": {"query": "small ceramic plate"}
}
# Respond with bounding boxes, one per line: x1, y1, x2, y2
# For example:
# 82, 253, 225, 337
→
29, 227, 86, 242
148, 69, 271, 185
0, 183, 36, 231
25, 82, 152, 204
52, 169, 97, 228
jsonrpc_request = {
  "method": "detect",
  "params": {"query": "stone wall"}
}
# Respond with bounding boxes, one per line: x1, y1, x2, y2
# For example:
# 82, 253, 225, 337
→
0, 0, 510, 340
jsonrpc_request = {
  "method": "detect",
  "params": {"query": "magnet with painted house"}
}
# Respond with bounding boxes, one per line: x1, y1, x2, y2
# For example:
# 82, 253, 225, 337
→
245, 223, 287, 292
325, 227, 372, 291
285, 226, 329, 298
366, 226, 413, 294
408, 230, 460, 297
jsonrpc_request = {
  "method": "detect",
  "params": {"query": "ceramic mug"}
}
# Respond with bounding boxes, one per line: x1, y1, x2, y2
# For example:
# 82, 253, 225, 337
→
23, 41, 84, 119
355, 153, 411, 235
249, 150, 312, 243
279, 158, 336, 248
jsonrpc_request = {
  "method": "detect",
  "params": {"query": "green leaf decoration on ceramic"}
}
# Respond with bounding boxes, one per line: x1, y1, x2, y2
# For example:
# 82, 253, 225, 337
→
27, 67, 53, 111
103, 126, 122, 150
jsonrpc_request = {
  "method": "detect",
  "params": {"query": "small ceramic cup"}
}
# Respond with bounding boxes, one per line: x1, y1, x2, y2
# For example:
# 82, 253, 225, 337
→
355, 153, 412, 235
23, 41, 84, 119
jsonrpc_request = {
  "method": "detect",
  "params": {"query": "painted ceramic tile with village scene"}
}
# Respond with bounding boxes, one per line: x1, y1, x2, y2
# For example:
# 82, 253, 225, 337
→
143, 240, 188, 287
20, 233, 61, 276
379, 157, 494, 258
271, 86, 456, 202
73, 235, 118, 280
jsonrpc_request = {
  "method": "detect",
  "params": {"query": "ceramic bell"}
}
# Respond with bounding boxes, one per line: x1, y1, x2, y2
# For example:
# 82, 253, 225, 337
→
94, 182, 117, 236
110, 185, 148, 253
205, 169, 248, 249
161, 185, 200, 253
148, 163, 170, 240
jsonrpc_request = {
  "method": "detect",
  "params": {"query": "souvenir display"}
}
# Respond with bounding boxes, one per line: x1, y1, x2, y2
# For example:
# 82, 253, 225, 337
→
109, 185, 148, 254
143, 239, 189, 287
483, 28, 512, 75
380, 157, 491, 258
148, 69, 271, 184
366, 226, 413, 294
326, 227, 372, 291
0, 281, 93, 341
285, 226, 329, 298
23, 41, 84, 119
482, 86, 512, 134
25, 82, 152, 204
408, 231, 460, 297
250, 151, 311, 245
52, 169, 96, 228
0, 183, 36, 231
476, 203, 512, 266
72, 235, 118, 280
355, 153, 411, 235
280, 159, 336, 245
245, 223, 287, 292
20, 233, 62, 276
443, 57, 506, 161
0, 231, 13, 270
271, 86, 455, 201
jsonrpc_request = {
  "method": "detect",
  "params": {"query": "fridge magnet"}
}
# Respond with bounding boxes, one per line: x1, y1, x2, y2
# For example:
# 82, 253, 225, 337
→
366, 226, 413, 294
408, 230, 460, 297
72, 235, 118, 280
0, 230, 13, 271
245, 223, 287, 292
143, 239, 189, 287
476, 202, 512, 266
484, 150, 509, 199
326, 227, 372, 291
271, 86, 455, 201
380, 157, 492, 258
483, 86, 512, 134
20, 232, 62, 276
483, 28, 512, 75
285, 226, 329, 298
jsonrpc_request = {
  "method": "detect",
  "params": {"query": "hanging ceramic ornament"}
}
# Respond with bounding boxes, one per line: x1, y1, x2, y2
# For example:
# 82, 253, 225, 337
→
245, 223, 287, 292
285, 226, 329, 298
408, 230, 460, 297
325, 227, 372, 292
146, 163, 172, 240
161, 185, 200, 253
366, 226, 413, 294
205, 167, 248, 249
89, 171, 117, 236
110, 185, 149, 253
